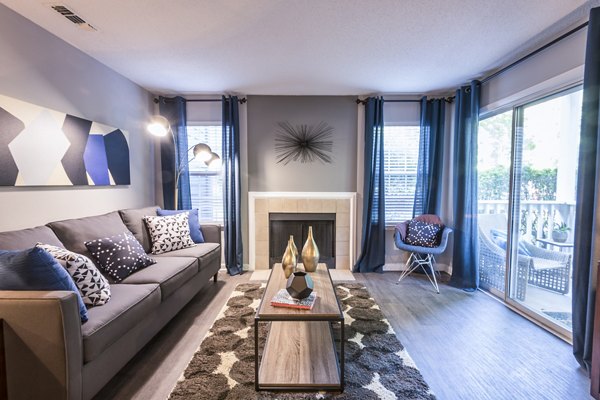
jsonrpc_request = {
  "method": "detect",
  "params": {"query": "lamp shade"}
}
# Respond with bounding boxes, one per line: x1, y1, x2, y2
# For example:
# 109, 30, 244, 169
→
193, 143, 212, 162
206, 152, 221, 170
147, 115, 170, 137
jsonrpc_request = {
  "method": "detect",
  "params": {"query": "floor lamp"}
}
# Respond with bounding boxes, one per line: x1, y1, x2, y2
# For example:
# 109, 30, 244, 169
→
147, 115, 220, 210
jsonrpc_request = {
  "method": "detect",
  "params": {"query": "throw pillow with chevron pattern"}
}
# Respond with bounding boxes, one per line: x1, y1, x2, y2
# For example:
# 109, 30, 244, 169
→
143, 212, 195, 255
36, 243, 111, 306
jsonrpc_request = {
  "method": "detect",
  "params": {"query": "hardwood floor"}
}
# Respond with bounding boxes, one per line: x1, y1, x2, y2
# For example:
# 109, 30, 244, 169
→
94, 271, 591, 400
355, 272, 590, 400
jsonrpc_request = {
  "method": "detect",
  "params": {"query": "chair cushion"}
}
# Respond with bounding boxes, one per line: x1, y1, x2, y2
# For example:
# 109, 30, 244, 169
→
143, 213, 195, 255
47, 212, 130, 262
394, 220, 410, 242
405, 220, 443, 247
153, 243, 220, 270
120, 256, 198, 299
118, 206, 159, 253
489, 229, 531, 256
414, 214, 444, 225
0, 226, 65, 250
82, 283, 160, 363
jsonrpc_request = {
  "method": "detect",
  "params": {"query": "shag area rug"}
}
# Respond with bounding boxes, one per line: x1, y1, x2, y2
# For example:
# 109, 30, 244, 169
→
169, 283, 435, 399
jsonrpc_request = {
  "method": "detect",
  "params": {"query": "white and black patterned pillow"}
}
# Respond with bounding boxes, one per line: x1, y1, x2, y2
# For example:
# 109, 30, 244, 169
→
405, 220, 443, 248
36, 243, 111, 306
85, 232, 156, 282
143, 213, 195, 255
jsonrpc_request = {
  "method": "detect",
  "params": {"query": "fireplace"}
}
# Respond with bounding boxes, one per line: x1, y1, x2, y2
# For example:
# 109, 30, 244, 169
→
249, 192, 357, 270
269, 213, 336, 269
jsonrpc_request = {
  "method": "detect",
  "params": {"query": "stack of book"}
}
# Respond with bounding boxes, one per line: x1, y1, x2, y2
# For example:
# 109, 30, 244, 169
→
271, 289, 317, 310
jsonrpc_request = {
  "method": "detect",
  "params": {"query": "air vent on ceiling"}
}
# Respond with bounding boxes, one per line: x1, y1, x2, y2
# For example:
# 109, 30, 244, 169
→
49, 4, 97, 31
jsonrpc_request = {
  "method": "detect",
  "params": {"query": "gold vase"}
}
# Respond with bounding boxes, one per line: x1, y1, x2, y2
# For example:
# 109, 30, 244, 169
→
289, 235, 299, 259
281, 240, 296, 279
301, 226, 319, 272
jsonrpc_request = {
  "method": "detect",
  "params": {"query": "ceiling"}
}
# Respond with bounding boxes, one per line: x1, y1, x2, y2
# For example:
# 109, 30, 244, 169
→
1, 0, 591, 95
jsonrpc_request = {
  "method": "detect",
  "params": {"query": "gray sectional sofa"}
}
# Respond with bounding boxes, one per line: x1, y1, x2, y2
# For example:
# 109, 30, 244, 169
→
0, 206, 221, 400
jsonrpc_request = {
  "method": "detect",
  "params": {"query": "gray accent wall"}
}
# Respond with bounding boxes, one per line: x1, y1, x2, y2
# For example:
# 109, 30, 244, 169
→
247, 96, 357, 192
0, 4, 156, 231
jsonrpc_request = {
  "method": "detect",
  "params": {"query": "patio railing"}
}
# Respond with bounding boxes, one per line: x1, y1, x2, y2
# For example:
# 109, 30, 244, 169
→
478, 200, 576, 242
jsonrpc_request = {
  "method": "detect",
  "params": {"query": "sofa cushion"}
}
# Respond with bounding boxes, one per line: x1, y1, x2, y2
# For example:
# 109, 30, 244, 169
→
0, 226, 65, 250
121, 257, 198, 300
143, 213, 195, 255
82, 283, 160, 363
154, 243, 220, 270
0, 247, 88, 322
118, 206, 159, 253
36, 243, 111, 307
85, 232, 156, 283
157, 209, 205, 243
47, 212, 130, 262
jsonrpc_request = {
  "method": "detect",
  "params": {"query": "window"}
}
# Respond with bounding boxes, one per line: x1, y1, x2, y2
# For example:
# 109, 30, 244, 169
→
187, 125, 223, 224
384, 125, 420, 224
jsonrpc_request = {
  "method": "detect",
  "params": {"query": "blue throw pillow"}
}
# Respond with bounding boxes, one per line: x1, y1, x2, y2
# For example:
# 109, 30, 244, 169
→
490, 229, 531, 256
0, 247, 88, 322
157, 209, 204, 243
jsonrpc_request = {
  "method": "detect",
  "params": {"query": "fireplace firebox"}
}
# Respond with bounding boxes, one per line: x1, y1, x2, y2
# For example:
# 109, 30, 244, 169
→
269, 213, 336, 269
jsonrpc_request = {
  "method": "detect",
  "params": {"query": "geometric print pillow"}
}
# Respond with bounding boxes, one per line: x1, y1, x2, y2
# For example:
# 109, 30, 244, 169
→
35, 243, 111, 307
405, 220, 443, 248
84, 231, 156, 283
143, 212, 195, 255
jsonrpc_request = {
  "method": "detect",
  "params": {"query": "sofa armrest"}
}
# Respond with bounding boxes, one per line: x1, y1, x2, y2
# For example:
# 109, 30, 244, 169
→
0, 291, 83, 400
201, 224, 222, 245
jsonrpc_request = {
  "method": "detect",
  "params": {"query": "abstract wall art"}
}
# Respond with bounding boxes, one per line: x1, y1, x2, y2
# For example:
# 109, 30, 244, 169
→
274, 121, 334, 165
0, 94, 130, 186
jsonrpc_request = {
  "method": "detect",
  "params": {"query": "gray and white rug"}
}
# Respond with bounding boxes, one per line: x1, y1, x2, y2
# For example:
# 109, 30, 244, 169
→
169, 283, 435, 399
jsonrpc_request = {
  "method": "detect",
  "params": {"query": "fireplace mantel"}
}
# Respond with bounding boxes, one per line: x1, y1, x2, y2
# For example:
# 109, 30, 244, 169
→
248, 192, 357, 270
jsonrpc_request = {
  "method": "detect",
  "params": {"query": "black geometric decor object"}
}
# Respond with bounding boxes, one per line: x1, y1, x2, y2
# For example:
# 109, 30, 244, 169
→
61, 115, 92, 185
286, 271, 314, 299
274, 121, 334, 165
0, 107, 24, 185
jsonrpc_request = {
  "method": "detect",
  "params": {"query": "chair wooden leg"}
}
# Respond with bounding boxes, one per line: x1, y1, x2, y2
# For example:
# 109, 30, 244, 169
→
213, 273, 218, 283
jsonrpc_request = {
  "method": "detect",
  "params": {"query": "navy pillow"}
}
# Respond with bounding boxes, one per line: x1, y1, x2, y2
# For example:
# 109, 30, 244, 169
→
405, 220, 443, 248
0, 247, 88, 322
490, 229, 531, 256
157, 209, 204, 243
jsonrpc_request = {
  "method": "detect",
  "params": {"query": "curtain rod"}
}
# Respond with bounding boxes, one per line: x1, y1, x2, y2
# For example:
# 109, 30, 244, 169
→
153, 97, 247, 104
356, 97, 454, 105
481, 21, 589, 84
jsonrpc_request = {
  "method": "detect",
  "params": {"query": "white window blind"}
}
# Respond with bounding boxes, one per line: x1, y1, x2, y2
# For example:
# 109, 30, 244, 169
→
186, 125, 223, 224
384, 125, 420, 224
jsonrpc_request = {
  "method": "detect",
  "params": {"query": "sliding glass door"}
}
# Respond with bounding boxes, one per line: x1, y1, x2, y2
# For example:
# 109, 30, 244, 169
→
478, 86, 582, 339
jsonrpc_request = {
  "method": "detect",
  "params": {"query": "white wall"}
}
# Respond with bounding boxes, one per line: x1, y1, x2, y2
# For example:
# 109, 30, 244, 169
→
481, 26, 587, 113
0, 5, 156, 231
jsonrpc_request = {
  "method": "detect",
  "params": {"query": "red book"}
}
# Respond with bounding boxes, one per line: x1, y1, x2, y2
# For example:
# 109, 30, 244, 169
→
271, 289, 317, 310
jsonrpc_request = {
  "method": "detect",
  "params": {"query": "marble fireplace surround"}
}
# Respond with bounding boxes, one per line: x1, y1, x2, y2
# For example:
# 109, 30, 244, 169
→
248, 192, 357, 270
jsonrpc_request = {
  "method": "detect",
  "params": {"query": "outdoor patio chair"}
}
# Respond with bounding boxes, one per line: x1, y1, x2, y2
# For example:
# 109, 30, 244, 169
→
394, 215, 452, 294
478, 213, 572, 300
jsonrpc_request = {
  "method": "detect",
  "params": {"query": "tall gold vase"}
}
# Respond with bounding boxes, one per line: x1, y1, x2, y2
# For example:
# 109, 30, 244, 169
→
301, 226, 319, 272
281, 239, 296, 278
289, 235, 299, 259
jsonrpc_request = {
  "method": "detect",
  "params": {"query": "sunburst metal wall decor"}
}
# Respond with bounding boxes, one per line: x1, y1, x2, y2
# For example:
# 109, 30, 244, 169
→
274, 121, 334, 165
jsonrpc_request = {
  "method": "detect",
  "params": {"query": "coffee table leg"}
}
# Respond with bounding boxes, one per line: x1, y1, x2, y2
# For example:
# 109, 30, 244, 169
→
341, 318, 345, 391
254, 319, 259, 391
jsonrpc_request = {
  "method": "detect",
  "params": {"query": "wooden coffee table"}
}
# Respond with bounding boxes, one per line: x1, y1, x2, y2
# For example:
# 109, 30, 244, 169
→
254, 263, 345, 392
